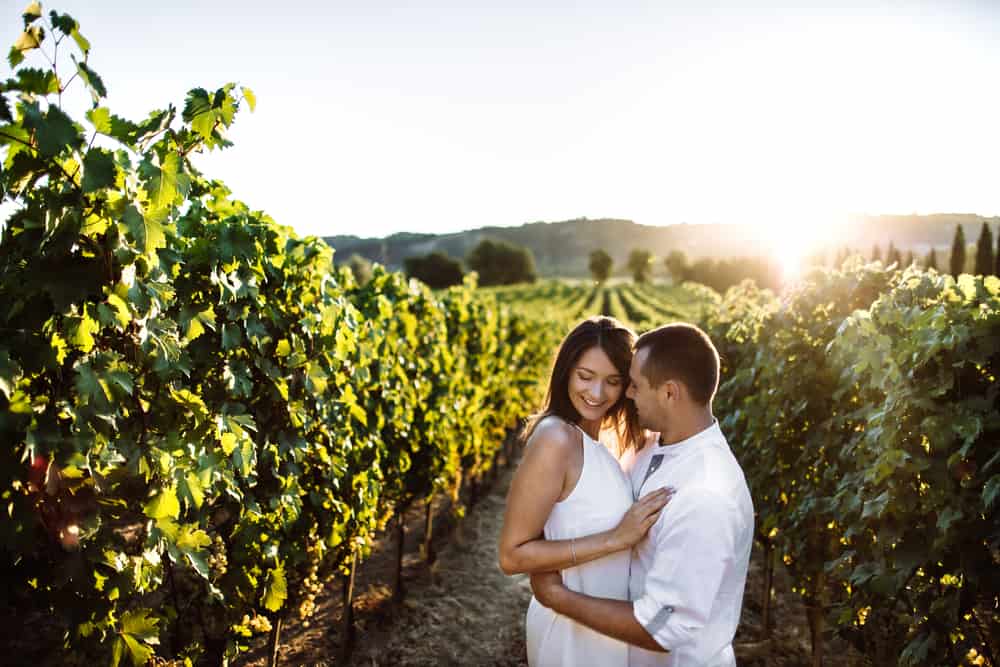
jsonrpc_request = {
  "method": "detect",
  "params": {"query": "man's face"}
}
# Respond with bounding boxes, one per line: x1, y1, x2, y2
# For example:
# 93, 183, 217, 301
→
627, 347, 661, 432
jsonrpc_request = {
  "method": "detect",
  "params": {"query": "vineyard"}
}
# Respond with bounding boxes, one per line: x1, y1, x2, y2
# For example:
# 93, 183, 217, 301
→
2, 7, 999, 667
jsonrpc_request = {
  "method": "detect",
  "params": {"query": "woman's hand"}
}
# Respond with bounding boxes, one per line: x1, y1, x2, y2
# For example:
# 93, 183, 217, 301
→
612, 487, 674, 549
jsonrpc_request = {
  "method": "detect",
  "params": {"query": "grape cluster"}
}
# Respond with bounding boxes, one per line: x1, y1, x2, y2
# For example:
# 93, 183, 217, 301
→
247, 614, 272, 634
207, 534, 228, 579
297, 542, 324, 624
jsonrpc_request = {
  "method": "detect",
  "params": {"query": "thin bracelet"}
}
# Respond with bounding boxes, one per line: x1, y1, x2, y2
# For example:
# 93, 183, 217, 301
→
570, 537, 577, 566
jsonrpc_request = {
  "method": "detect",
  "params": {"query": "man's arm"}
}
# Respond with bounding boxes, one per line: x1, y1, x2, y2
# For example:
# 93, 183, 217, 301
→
530, 572, 667, 653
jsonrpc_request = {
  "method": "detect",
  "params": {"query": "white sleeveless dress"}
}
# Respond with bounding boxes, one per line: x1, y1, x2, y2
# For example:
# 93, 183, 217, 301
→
525, 425, 634, 667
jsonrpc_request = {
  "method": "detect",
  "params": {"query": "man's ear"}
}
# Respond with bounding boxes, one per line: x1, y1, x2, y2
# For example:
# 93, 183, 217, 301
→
660, 380, 684, 400
659, 379, 679, 402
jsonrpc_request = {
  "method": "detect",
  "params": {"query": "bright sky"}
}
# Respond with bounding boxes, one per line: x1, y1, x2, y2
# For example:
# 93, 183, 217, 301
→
4, 1, 1000, 242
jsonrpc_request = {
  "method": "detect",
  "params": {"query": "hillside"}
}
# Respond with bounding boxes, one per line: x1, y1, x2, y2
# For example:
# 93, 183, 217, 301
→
323, 214, 999, 278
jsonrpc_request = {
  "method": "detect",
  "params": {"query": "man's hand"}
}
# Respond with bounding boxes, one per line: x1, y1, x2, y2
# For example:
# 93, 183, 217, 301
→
529, 571, 565, 609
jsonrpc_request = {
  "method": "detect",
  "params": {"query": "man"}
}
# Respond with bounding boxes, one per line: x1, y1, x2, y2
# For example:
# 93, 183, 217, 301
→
530, 323, 754, 666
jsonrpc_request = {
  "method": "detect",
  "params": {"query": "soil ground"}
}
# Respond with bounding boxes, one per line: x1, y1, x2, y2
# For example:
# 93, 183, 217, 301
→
237, 455, 866, 667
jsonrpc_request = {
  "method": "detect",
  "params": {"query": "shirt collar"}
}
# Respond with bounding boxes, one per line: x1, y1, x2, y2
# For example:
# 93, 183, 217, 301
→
656, 419, 720, 458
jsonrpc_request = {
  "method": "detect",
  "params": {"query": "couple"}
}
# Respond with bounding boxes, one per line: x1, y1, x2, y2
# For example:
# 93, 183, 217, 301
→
499, 317, 754, 666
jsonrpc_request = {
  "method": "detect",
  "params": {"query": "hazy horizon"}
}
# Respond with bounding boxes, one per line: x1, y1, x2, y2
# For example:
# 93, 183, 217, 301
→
325, 211, 1000, 242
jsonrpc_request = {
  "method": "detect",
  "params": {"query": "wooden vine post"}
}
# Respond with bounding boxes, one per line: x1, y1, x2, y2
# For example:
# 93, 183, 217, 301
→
394, 511, 406, 602
340, 552, 358, 662
423, 496, 436, 564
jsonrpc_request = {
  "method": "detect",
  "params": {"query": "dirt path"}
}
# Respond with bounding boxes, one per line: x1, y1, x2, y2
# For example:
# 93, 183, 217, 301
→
348, 469, 531, 666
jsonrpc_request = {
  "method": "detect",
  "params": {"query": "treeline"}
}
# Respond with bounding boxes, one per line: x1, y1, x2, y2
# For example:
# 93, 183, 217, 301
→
355, 238, 537, 289
0, 12, 549, 664
702, 262, 999, 666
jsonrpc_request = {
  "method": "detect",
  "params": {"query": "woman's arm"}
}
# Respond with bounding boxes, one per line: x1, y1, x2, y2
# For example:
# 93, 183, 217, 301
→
498, 421, 671, 575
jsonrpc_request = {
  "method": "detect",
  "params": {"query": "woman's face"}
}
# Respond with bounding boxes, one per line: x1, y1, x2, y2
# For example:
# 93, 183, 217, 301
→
568, 345, 626, 424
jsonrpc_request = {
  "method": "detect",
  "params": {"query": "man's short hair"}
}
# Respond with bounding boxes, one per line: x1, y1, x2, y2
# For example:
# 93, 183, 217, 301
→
635, 323, 720, 405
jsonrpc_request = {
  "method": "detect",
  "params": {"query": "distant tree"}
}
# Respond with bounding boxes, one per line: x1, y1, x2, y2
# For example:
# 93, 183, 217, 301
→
466, 239, 537, 286
903, 250, 914, 267
871, 243, 882, 263
926, 248, 939, 271
886, 241, 902, 267
346, 253, 373, 285
664, 250, 689, 283
683, 256, 781, 293
627, 249, 653, 283
950, 225, 966, 278
974, 222, 994, 276
833, 246, 850, 268
404, 251, 464, 289
996, 225, 1000, 276
588, 249, 613, 283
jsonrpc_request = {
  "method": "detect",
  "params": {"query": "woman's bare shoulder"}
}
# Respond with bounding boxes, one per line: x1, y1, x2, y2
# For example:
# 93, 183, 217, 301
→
525, 415, 580, 455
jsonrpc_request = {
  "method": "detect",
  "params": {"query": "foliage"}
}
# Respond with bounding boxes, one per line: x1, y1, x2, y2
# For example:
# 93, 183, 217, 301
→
975, 222, 994, 276
588, 249, 612, 283
703, 261, 1000, 665
951, 224, 967, 278
926, 247, 939, 271
345, 253, 373, 285
466, 238, 536, 286
626, 249, 652, 283
403, 251, 464, 289
886, 241, 902, 267
662, 251, 781, 292
0, 9, 547, 663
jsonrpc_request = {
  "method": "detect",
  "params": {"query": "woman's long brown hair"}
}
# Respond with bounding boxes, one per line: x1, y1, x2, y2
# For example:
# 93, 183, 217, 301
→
522, 316, 642, 455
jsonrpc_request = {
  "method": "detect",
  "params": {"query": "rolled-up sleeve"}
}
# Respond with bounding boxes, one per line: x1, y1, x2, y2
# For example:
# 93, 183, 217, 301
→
632, 488, 736, 654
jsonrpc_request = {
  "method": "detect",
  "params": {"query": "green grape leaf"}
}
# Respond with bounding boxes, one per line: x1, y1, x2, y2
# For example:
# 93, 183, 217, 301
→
67, 313, 99, 353
183, 88, 215, 140
261, 564, 287, 611
219, 432, 237, 456
106, 293, 131, 327
75, 60, 106, 104
13, 26, 44, 55
70, 27, 90, 55
7, 46, 25, 69
74, 362, 111, 404
241, 86, 256, 112
140, 152, 188, 223
10, 67, 58, 94
82, 148, 116, 192
122, 203, 165, 254
144, 487, 180, 520
221, 322, 242, 350
176, 523, 211, 551
181, 471, 204, 509
33, 105, 81, 157
121, 635, 153, 667
119, 608, 158, 641
22, 2, 42, 22
85, 107, 111, 133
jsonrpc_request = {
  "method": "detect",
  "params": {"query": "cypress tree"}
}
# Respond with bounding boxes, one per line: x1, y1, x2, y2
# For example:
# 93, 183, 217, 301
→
927, 248, 939, 271
995, 225, 1000, 276
903, 250, 914, 267
975, 222, 995, 275
871, 243, 882, 263
886, 241, 902, 267
950, 225, 966, 277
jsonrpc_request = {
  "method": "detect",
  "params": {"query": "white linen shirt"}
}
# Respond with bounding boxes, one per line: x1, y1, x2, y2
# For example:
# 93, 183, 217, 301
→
627, 421, 754, 667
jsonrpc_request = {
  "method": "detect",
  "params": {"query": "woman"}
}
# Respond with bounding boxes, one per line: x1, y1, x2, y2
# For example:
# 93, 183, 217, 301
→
498, 316, 671, 667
